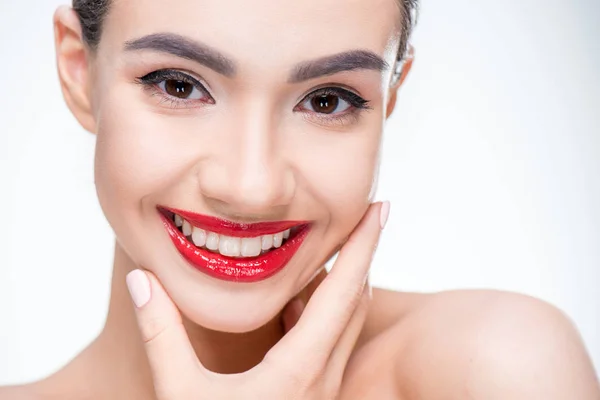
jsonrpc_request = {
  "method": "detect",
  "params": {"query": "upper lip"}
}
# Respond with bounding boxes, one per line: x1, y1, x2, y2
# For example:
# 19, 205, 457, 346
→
158, 205, 310, 237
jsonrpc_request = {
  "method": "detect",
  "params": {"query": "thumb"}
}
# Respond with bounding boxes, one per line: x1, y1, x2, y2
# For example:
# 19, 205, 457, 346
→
126, 269, 203, 387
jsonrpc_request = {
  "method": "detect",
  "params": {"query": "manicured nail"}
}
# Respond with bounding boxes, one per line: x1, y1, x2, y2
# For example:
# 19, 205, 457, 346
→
379, 201, 390, 229
126, 269, 151, 308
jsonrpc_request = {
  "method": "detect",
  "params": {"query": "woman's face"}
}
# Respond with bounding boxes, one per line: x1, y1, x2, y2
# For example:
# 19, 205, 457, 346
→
88, 0, 402, 332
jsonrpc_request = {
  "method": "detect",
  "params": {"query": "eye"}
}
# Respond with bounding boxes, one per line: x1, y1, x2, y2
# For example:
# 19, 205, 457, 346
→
305, 92, 351, 114
158, 79, 204, 100
301, 87, 369, 115
296, 87, 372, 126
135, 69, 214, 108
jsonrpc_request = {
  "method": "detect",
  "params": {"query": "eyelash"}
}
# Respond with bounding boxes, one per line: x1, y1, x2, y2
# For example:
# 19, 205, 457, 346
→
134, 69, 372, 126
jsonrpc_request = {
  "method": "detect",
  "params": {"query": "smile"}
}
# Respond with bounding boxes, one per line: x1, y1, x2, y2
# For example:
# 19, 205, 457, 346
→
157, 206, 311, 283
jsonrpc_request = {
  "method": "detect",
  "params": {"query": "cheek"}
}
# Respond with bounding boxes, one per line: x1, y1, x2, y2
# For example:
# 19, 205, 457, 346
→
290, 123, 383, 228
93, 87, 192, 244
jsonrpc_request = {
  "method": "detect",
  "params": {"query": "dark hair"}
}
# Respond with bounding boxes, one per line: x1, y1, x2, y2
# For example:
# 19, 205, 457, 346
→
73, 0, 418, 58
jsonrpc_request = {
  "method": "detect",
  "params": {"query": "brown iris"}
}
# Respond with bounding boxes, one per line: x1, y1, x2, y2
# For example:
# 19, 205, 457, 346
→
165, 80, 194, 99
311, 94, 339, 114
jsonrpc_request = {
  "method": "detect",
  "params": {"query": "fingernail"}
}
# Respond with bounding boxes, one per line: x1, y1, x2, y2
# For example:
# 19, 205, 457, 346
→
379, 201, 390, 229
126, 269, 151, 308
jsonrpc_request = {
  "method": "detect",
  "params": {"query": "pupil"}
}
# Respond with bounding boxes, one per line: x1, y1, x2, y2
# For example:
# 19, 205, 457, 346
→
312, 94, 338, 114
165, 80, 192, 98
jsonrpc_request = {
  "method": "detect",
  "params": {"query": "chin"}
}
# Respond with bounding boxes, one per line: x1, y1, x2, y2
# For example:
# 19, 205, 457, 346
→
174, 288, 287, 333
190, 309, 279, 334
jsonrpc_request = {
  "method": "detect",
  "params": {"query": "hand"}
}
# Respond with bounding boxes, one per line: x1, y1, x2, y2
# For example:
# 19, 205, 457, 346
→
125, 201, 390, 399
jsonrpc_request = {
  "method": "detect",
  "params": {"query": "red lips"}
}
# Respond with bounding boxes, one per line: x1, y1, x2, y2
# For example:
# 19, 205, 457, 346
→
157, 206, 311, 283
163, 206, 304, 237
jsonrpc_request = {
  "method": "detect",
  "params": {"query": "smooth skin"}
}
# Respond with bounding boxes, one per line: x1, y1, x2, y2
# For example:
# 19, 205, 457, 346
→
2, 0, 600, 398
125, 202, 386, 399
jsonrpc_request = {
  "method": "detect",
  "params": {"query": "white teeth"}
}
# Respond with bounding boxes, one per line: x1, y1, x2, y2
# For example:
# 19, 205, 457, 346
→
174, 214, 183, 227
273, 232, 283, 248
206, 232, 220, 251
182, 220, 192, 236
261, 234, 273, 250
191, 227, 207, 247
241, 237, 262, 257
174, 214, 293, 257
219, 235, 241, 257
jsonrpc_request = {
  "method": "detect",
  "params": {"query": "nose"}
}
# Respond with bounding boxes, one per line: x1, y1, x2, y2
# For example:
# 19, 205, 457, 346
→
196, 102, 295, 218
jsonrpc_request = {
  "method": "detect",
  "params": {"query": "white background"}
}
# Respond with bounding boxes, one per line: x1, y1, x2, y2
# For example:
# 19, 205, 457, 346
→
1, 0, 599, 384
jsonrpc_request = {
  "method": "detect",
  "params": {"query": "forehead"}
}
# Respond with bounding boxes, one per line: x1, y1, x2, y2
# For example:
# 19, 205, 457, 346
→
102, 0, 402, 69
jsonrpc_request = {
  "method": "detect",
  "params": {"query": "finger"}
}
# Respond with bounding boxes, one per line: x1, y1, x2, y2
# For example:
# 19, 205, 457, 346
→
126, 269, 205, 388
268, 201, 388, 368
326, 277, 371, 384
281, 298, 305, 333
281, 266, 326, 333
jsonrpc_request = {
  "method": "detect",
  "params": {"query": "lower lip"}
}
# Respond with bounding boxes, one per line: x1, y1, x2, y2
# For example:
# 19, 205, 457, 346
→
158, 212, 311, 283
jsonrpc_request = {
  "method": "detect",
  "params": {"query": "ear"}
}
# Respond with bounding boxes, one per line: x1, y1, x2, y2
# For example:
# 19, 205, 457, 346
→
53, 5, 96, 134
386, 44, 414, 119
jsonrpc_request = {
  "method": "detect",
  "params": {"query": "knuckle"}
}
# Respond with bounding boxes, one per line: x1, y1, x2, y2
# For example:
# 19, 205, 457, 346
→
141, 315, 180, 344
155, 382, 193, 400
321, 367, 344, 397
323, 377, 343, 400
329, 273, 365, 299
265, 352, 342, 399
359, 286, 371, 308
272, 356, 325, 390
338, 279, 366, 308
311, 374, 342, 400
276, 365, 311, 392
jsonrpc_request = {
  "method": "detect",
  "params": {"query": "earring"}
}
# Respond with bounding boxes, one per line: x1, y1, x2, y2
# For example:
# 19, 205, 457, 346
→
390, 56, 405, 87
390, 44, 414, 87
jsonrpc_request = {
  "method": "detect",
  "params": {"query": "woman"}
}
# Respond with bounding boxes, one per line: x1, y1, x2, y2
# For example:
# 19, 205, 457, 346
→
2, 0, 599, 398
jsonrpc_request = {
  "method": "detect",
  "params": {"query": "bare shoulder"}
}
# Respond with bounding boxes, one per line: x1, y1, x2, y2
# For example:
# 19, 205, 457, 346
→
0, 372, 74, 400
358, 286, 429, 344
357, 288, 600, 399
0, 383, 40, 400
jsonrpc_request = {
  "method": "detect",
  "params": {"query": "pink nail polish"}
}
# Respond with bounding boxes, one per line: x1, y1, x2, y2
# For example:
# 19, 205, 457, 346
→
126, 269, 151, 308
379, 201, 390, 229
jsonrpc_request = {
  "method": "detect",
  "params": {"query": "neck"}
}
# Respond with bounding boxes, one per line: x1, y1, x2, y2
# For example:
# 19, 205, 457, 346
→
54, 241, 292, 400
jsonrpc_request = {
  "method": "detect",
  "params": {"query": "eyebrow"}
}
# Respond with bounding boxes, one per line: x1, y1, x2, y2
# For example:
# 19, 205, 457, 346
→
124, 33, 236, 77
288, 50, 389, 83
123, 32, 389, 82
